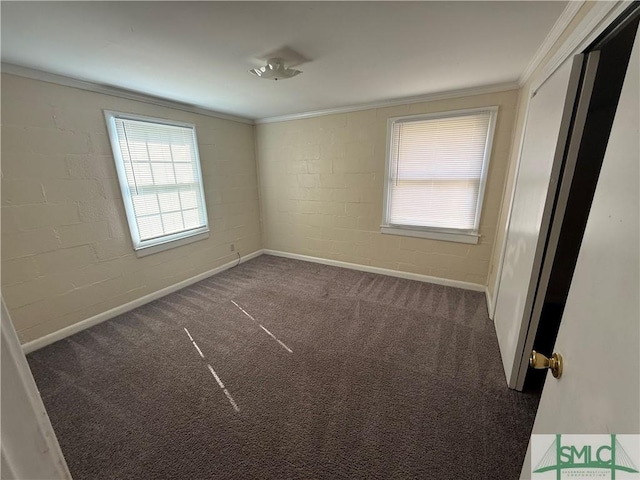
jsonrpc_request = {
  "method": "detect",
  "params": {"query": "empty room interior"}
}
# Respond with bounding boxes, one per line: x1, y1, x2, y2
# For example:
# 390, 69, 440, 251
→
2, 2, 639, 480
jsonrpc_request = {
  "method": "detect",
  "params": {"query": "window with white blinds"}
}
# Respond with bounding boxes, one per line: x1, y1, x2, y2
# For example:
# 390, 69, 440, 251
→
105, 111, 209, 256
382, 107, 497, 244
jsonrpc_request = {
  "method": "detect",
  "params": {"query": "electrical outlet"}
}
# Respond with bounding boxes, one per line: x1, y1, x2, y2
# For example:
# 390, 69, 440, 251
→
230, 244, 235, 252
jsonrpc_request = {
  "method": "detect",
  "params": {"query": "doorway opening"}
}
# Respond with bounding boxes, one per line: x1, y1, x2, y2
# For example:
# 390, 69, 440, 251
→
523, 5, 640, 392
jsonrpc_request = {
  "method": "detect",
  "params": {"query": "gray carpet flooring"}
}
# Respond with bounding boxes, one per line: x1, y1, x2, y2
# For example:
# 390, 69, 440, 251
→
27, 255, 539, 479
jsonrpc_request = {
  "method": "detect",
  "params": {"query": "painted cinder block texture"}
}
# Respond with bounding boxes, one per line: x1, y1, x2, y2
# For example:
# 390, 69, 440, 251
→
1, 74, 518, 345
1, 74, 262, 343
256, 90, 519, 286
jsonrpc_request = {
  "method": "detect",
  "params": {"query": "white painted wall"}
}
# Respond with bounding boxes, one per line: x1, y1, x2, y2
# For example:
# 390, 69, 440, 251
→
493, 58, 577, 387
520, 25, 639, 477
486, 1, 603, 308
0, 299, 71, 479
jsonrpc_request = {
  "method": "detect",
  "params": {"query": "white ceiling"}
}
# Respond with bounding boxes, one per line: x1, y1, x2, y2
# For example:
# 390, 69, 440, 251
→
1, 2, 568, 121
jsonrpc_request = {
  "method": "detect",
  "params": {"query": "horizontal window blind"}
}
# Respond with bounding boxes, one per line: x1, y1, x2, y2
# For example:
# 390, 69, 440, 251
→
387, 111, 493, 231
108, 114, 208, 248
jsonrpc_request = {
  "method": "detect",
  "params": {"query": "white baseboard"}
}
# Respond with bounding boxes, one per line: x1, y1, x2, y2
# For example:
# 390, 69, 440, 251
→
22, 249, 264, 354
23, 247, 488, 353
485, 287, 494, 321
263, 249, 485, 292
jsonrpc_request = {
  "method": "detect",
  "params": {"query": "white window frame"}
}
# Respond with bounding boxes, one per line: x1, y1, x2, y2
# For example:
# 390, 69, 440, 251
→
381, 106, 498, 245
104, 110, 209, 257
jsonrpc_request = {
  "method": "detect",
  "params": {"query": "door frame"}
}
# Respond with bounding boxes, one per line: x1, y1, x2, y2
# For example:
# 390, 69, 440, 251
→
514, 50, 601, 390
490, 0, 633, 389
1, 298, 72, 479
490, 1, 629, 320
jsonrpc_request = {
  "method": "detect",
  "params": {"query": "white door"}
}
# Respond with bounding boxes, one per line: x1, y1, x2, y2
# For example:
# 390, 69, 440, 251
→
520, 25, 639, 478
493, 57, 582, 388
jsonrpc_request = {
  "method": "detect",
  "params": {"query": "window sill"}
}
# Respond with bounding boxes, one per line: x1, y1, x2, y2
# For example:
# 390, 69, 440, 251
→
134, 231, 210, 257
380, 226, 479, 244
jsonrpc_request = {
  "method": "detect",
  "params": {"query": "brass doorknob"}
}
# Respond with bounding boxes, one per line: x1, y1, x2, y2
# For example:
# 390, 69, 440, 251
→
529, 350, 563, 378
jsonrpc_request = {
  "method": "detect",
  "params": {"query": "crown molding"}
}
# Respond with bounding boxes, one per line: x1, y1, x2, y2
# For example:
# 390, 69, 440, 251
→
255, 81, 520, 124
530, 1, 630, 93
1, 63, 254, 125
519, 1, 585, 86
2, 63, 519, 127
5, 2, 622, 128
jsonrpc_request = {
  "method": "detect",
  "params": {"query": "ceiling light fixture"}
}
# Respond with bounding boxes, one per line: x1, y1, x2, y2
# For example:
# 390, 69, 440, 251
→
249, 58, 302, 81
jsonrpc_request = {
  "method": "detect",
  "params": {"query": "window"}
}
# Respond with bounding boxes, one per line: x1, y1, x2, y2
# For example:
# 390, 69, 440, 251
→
104, 111, 209, 256
382, 107, 497, 244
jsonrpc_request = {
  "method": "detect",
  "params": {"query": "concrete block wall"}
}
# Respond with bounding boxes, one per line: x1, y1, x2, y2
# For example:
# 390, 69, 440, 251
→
256, 89, 519, 285
1, 73, 519, 345
1, 74, 262, 343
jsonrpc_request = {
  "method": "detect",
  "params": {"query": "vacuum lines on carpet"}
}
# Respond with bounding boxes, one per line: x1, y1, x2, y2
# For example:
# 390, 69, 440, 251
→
27, 255, 540, 479
184, 300, 294, 412
231, 300, 293, 353
184, 327, 240, 412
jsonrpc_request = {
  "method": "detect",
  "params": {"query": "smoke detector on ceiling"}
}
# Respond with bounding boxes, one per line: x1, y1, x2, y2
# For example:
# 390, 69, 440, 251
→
249, 58, 302, 81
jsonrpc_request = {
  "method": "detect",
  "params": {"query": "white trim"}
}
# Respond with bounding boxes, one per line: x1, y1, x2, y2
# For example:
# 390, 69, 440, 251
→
263, 249, 485, 292
20, 247, 487, 353
256, 82, 519, 124
103, 109, 210, 255
1, 299, 72, 479
1, 63, 254, 125
485, 287, 494, 321
489, 89, 530, 321
381, 106, 498, 243
21, 249, 264, 354
135, 232, 210, 257
380, 226, 479, 245
105, 109, 203, 129
490, 0, 630, 325
491, 89, 533, 321
519, 1, 585, 86
1, 63, 521, 126
531, 1, 629, 94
